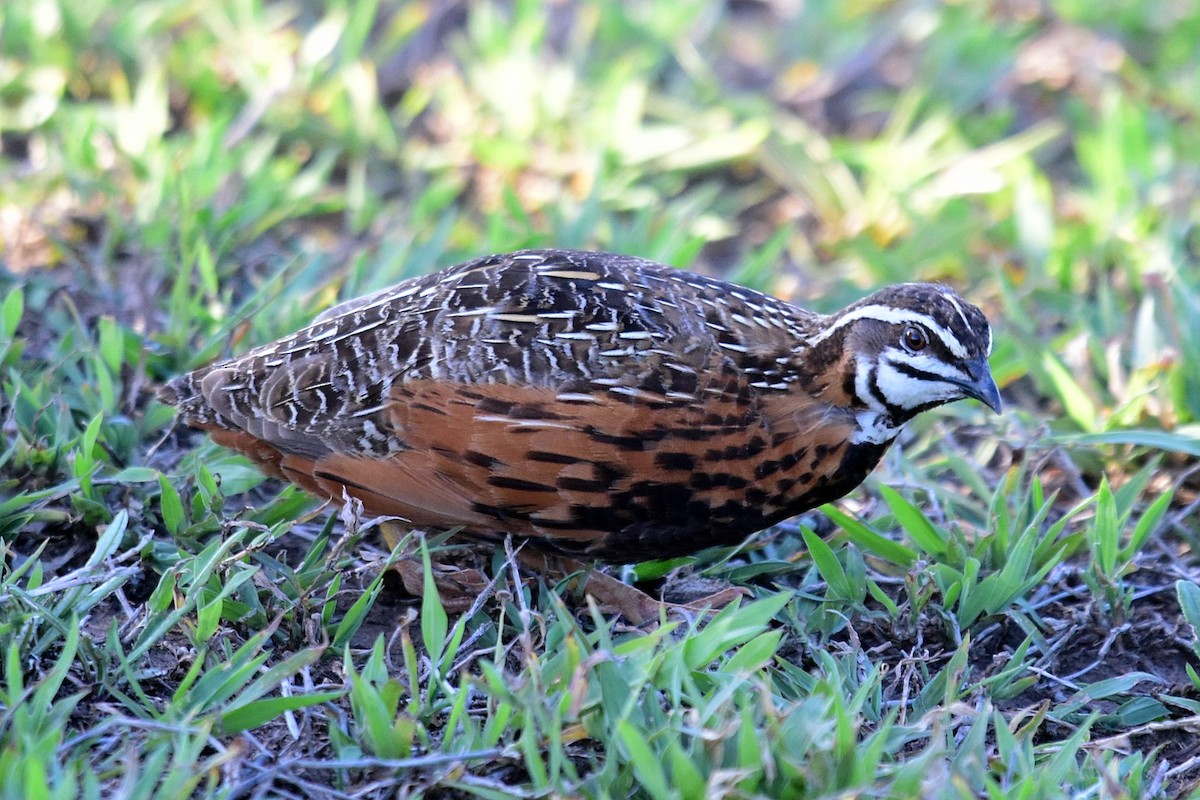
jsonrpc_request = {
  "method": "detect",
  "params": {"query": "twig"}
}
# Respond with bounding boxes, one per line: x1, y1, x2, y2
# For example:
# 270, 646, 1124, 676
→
1084, 715, 1200, 751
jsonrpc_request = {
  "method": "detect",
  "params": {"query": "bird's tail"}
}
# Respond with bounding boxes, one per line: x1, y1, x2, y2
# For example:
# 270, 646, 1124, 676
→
157, 369, 217, 425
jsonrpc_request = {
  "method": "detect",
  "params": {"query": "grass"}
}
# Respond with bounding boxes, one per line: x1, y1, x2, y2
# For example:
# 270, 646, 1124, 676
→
2, 0, 1200, 796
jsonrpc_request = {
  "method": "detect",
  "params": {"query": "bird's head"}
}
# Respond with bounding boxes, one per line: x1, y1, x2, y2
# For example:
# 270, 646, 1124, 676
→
810, 283, 1000, 444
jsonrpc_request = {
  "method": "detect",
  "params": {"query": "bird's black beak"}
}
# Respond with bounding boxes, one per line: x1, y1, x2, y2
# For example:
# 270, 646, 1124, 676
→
959, 355, 1002, 414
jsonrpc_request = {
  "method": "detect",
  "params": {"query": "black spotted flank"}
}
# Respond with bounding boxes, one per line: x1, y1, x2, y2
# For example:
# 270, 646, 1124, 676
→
464, 449, 501, 468
476, 397, 513, 415
557, 476, 611, 493
526, 450, 578, 464
584, 425, 670, 450
655, 451, 696, 471
487, 476, 558, 493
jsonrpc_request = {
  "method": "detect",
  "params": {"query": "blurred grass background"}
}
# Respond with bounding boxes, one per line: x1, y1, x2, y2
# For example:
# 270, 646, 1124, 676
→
3, 0, 1200, 797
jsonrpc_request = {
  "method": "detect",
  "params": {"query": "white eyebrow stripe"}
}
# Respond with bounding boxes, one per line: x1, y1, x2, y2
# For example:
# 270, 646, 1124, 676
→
942, 291, 973, 334
807, 305, 968, 359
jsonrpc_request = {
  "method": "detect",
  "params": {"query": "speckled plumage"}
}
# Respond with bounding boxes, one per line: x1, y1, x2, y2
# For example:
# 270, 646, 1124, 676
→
161, 248, 999, 561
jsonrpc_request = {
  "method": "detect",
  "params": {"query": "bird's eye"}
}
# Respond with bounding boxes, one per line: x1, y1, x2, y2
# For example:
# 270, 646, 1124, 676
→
902, 326, 928, 352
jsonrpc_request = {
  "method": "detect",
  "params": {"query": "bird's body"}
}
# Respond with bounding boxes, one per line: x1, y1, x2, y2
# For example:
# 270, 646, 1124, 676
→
161, 248, 999, 562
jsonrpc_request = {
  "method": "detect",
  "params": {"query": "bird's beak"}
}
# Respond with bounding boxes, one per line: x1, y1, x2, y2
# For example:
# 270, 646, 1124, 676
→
959, 355, 1002, 414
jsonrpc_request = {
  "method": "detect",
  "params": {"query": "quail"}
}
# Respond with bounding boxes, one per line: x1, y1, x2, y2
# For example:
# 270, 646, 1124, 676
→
161, 248, 1001, 562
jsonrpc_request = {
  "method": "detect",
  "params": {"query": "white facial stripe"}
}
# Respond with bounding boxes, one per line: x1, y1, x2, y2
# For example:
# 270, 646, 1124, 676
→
854, 352, 967, 413
889, 351, 968, 383
808, 305, 968, 359
850, 353, 969, 445
942, 291, 973, 334
855, 356, 887, 414
851, 356, 898, 444
874, 359, 964, 409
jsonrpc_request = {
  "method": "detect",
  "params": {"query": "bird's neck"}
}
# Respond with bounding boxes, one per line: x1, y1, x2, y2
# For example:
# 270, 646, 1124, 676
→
851, 408, 903, 445
789, 333, 906, 446
846, 352, 908, 444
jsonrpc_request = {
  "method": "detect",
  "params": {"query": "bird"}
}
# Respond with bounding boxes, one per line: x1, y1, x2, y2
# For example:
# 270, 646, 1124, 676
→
160, 248, 1001, 563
